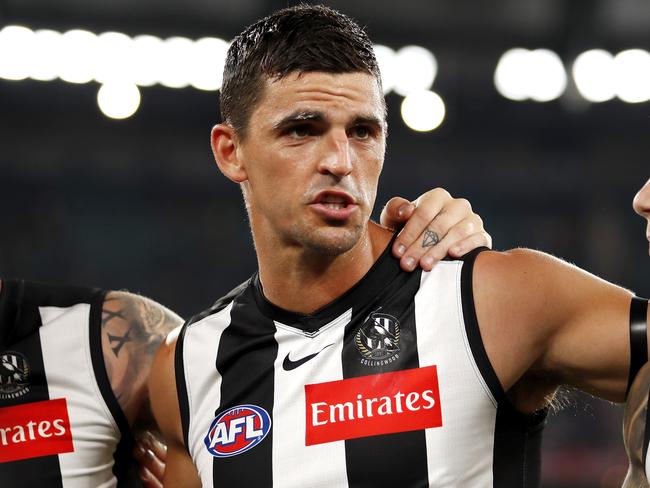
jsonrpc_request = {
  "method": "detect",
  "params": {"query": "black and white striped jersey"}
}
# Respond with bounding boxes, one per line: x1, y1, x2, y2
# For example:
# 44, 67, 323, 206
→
176, 245, 547, 487
0, 280, 140, 487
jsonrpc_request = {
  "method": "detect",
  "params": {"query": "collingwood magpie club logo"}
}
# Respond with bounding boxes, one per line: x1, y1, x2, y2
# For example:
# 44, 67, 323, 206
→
0, 351, 31, 399
355, 309, 400, 366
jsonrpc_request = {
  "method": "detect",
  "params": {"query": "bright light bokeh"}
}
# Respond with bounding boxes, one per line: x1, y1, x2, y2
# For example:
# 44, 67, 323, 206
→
400, 90, 446, 132
572, 49, 616, 102
528, 49, 567, 102
374, 44, 397, 94
494, 48, 530, 101
30, 30, 62, 81
95, 32, 134, 84
158, 36, 193, 89
59, 29, 98, 84
131, 35, 164, 87
494, 48, 566, 102
190, 37, 229, 91
97, 83, 141, 119
613, 49, 650, 103
393, 45, 437, 97
0, 25, 35, 81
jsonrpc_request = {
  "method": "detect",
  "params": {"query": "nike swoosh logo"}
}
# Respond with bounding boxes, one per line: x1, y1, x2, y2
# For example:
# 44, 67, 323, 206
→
282, 344, 334, 371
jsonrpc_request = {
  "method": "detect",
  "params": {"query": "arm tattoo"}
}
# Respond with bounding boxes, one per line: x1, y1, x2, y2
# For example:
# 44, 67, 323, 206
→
107, 328, 133, 357
101, 291, 184, 422
623, 365, 650, 487
422, 228, 439, 248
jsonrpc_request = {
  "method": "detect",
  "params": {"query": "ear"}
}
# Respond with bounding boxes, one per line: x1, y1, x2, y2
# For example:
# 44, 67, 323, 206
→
211, 123, 248, 183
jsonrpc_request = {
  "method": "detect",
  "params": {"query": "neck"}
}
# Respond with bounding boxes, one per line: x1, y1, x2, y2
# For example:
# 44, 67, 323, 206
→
255, 221, 392, 314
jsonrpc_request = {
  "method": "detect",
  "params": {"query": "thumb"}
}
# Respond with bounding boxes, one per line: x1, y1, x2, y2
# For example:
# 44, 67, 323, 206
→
380, 197, 414, 230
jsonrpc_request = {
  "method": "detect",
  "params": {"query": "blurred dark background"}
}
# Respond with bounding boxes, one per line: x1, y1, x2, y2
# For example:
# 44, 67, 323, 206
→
0, 0, 648, 486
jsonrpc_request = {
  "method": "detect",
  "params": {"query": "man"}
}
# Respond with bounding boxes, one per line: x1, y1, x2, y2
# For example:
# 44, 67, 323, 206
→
623, 177, 650, 488
0, 196, 490, 487
149, 5, 648, 486
0, 279, 182, 486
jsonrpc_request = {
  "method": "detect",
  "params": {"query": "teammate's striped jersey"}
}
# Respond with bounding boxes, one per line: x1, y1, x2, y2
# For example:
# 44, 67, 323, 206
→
0, 280, 140, 487
176, 245, 547, 487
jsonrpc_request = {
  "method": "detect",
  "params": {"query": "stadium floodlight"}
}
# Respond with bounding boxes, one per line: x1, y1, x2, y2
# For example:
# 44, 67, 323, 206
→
97, 82, 141, 119
189, 37, 229, 91
495, 48, 566, 102
400, 90, 446, 132
0, 25, 35, 81
613, 49, 650, 103
374, 44, 397, 95
58, 30, 98, 84
572, 49, 616, 103
393, 45, 437, 97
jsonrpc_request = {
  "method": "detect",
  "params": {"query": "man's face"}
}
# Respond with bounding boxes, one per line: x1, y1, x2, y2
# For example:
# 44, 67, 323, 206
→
633, 178, 650, 254
236, 71, 387, 256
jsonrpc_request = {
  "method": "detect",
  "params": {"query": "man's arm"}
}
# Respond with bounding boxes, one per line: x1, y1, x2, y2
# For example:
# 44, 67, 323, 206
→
623, 362, 650, 488
101, 291, 183, 426
471, 249, 644, 412
149, 328, 202, 488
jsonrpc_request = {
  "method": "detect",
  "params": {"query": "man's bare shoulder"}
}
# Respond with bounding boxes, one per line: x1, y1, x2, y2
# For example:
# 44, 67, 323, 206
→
101, 291, 183, 425
623, 363, 650, 487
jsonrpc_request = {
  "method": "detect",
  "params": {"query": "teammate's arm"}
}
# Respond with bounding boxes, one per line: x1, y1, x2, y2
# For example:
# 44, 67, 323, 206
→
101, 291, 183, 426
149, 329, 202, 488
471, 249, 643, 410
101, 291, 183, 484
623, 363, 650, 488
379, 188, 491, 272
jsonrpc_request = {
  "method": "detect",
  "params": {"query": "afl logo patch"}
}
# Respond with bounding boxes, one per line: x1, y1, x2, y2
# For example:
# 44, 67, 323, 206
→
0, 351, 31, 400
204, 404, 272, 458
355, 310, 401, 367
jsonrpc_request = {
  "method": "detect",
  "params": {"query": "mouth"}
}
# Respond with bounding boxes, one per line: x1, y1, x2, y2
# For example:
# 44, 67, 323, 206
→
309, 190, 358, 220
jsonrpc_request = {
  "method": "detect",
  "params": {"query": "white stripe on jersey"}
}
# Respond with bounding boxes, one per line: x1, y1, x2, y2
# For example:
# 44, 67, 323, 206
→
182, 302, 234, 481
39, 304, 119, 488
271, 309, 351, 488
414, 261, 496, 486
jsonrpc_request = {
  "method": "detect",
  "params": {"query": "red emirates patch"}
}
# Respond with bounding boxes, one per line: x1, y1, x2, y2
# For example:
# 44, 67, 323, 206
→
0, 398, 74, 462
305, 365, 443, 446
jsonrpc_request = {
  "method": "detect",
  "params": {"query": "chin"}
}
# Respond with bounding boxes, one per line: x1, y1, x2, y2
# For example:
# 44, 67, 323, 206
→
298, 223, 364, 257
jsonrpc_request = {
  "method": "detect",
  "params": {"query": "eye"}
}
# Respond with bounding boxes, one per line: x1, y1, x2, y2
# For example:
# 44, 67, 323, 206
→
287, 124, 311, 138
351, 125, 372, 139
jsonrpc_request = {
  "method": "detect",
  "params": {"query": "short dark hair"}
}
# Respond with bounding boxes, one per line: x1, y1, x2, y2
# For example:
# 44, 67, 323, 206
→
220, 4, 382, 138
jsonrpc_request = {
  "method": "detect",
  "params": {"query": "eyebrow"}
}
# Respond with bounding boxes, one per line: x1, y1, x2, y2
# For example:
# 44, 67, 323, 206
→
272, 111, 325, 131
272, 110, 384, 132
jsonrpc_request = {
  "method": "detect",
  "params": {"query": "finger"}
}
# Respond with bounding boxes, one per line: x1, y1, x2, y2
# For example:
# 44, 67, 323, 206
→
397, 200, 473, 270
139, 465, 163, 488
134, 437, 166, 482
393, 199, 446, 262
447, 232, 493, 258
380, 197, 414, 231
145, 432, 168, 462
418, 218, 483, 269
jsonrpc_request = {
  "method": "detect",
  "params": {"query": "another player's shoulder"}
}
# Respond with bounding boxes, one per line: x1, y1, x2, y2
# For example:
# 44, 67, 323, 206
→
102, 290, 183, 339
624, 363, 650, 460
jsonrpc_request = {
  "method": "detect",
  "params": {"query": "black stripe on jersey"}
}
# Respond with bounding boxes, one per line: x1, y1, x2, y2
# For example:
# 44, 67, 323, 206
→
0, 279, 23, 349
212, 287, 278, 487
641, 390, 650, 468
460, 249, 548, 487
0, 280, 64, 488
88, 290, 142, 487
175, 322, 191, 450
342, 256, 430, 488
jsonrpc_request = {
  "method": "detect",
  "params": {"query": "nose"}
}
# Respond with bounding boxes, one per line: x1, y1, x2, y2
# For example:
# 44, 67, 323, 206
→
317, 129, 353, 178
633, 178, 650, 218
